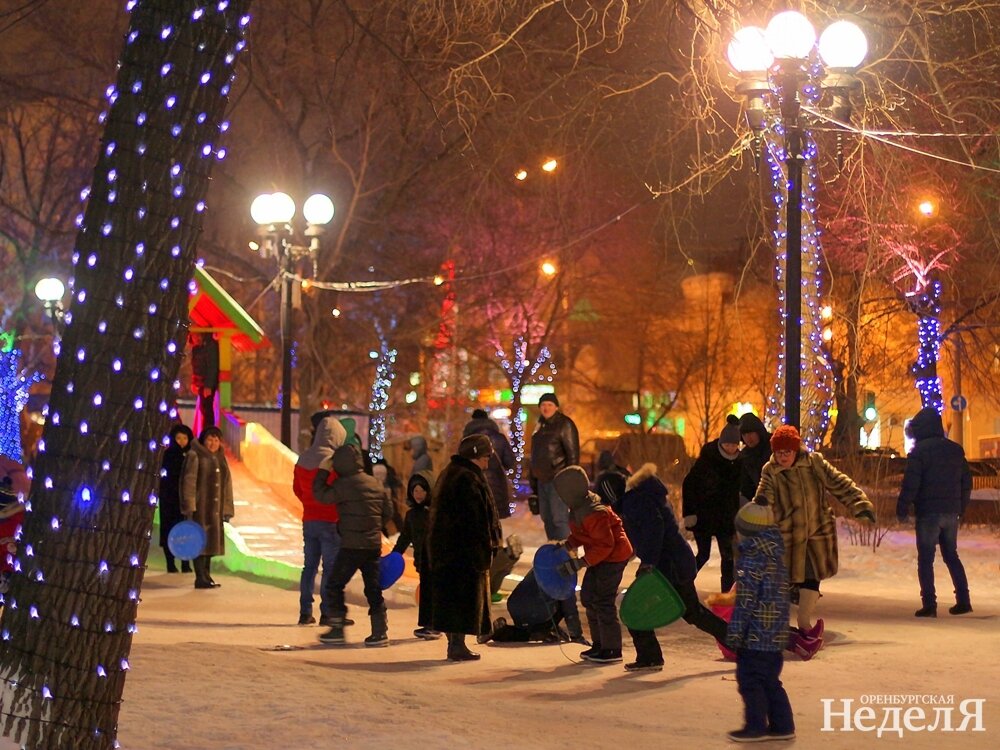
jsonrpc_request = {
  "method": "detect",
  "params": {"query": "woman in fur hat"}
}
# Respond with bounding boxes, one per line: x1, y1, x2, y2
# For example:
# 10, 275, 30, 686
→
181, 426, 234, 589
755, 425, 875, 653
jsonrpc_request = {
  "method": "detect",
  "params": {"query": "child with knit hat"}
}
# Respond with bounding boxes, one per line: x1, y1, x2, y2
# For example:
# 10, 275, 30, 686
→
726, 497, 795, 743
755, 424, 875, 659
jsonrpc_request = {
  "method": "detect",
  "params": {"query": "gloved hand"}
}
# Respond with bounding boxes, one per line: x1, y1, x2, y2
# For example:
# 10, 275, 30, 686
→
683, 514, 697, 530
636, 564, 654, 578
557, 557, 586, 577
856, 509, 876, 525
528, 494, 540, 516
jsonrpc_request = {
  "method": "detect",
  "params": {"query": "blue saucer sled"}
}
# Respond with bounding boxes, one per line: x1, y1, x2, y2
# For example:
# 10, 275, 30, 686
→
167, 520, 206, 561
619, 569, 685, 630
532, 544, 577, 601
378, 551, 405, 590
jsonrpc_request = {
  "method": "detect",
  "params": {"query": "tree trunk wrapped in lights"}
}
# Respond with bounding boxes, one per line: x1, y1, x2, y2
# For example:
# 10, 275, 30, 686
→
0, 2, 251, 747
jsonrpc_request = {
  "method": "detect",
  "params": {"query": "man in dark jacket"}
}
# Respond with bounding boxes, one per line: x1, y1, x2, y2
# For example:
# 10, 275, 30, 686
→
529, 393, 580, 540
617, 463, 728, 672
427, 434, 503, 661
897, 407, 973, 617
738, 412, 772, 504
463, 408, 517, 519
313, 444, 395, 646
682, 415, 743, 592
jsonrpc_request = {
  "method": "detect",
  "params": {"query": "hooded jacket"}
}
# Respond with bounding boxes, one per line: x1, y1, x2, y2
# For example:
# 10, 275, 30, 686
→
738, 413, 772, 503
756, 450, 873, 583
726, 526, 790, 652
409, 435, 433, 474
391, 470, 435, 572
159, 424, 195, 547
462, 415, 517, 516
617, 463, 697, 585
682, 438, 742, 535
529, 410, 580, 483
293, 416, 347, 523
554, 466, 633, 566
313, 444, 393, 550
897, 407, 972, 518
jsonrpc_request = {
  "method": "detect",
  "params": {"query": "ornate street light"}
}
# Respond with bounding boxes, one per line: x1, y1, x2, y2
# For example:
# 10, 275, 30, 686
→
251, 192, 334, 447
34, 277, 67, 329
728, 12, 867, 435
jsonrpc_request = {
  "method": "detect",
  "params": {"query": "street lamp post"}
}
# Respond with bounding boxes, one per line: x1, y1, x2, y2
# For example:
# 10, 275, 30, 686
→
34, 277, 67, 332
728, 12, 867, 430
251, 192, 334, 448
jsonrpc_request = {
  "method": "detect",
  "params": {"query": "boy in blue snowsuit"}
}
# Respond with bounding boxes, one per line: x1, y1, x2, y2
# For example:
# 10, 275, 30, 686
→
726, 498, 795, 743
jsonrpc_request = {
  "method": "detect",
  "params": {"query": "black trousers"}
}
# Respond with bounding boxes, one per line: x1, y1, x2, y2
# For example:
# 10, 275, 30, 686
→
629, 578, 727, 663
694, 531, 735, 592
580, 560, 628, 651
324, 547, 386, 620
737, 650, 794, 734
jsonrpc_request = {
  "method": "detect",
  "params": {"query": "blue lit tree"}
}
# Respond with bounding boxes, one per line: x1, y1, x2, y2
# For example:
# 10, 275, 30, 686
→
368, 317, 397, 462
0, 2, 251, 747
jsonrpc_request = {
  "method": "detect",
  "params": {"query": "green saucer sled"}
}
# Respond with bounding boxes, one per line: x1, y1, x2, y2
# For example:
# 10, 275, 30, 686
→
619, 569, 685, 630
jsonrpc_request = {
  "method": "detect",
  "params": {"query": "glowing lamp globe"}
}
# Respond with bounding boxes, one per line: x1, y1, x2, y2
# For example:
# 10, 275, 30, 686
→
727, 26, 773, 72
765, 11, 816, 60
303, 193, 335, 225
818, 21, 867, 69
35, 277, 65, 304
269, 192, 296, 224
250, 193, 276, 225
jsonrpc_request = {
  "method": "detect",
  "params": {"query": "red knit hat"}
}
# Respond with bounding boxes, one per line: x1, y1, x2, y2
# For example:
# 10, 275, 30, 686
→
770, 424, 801, 453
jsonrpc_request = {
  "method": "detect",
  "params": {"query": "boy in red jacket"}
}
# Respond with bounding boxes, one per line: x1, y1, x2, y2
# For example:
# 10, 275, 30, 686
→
553, 466, 633, 664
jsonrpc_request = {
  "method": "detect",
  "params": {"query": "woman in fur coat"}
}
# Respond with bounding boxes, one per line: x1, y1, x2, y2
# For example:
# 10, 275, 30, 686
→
181, 426, 234, 589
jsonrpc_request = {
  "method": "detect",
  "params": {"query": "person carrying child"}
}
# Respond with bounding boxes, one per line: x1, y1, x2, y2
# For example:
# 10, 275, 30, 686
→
314, 444, 395, 647
392, 469, 441, 640
553, 466, 634, 664
725, 497, 795, 743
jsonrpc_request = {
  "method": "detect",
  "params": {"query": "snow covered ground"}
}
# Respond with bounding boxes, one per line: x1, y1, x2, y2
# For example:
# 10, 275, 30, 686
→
2, 519, 997, 749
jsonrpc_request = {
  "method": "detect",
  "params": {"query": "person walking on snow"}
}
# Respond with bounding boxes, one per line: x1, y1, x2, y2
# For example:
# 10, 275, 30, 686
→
896, 406, 973, 618
682, 414, 743, 592
726, 498, 795, 744
754, 425, 875, 656
293, 415, 348, 626
553, 466, 633, 664
392, 470, 440, 640
528, 393, 580, 541
313, 444, 395, 647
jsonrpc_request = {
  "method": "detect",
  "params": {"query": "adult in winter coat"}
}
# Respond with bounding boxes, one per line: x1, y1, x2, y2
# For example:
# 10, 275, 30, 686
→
293, 416, 348, 626
738, 413, 772, 504
682, 415, 743, 592
409, 435, 433, 474
617, 464, 728, 672
755, 425, 875, 637
313, 444, 395, 647
427, 434, 503, 661
463, 409, 517, 518
554, 466, 633, 664
181, 426, 234, 589
392, 470, 439, 639
159, 424, 195, 573
896, 407, 973, 617
528, 393, 580, 540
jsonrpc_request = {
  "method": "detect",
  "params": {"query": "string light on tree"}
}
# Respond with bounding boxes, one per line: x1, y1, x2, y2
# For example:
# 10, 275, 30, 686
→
0, 337, 41, 464
367, 320, 397, 462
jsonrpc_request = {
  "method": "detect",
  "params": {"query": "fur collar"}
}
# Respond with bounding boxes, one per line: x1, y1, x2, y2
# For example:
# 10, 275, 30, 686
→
626, 462, 658, 491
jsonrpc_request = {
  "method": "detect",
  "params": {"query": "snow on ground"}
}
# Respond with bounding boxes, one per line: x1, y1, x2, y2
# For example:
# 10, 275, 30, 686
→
3, 520, 998, 750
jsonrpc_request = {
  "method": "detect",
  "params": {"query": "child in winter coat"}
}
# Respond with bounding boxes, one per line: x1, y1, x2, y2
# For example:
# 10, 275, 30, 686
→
726, 498, 795, 743
392, 470, 440, 640
553, 466, 634, 664
616, 463, 728, 672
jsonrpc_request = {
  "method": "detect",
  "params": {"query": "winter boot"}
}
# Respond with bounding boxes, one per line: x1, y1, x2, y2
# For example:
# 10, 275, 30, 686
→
193, 556, 214, 589
180, 559, 192, 573
949, 602, 973, 615
365, 612, 389, 647
446, 633, 481, 661
585, 649, 623, 664
792, 633, 823, 661
319, 618, 346, 644
414, 627, 443, 640
165, 551, 179, 574
914, 604, 937, 618
803, 618, 824, 639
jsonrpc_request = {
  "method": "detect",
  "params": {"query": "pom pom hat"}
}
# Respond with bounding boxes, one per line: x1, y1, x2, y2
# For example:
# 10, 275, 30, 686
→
770, 424, 801, 454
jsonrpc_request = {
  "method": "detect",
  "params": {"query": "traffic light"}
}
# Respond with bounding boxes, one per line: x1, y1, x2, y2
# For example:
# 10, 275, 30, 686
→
863, 391, 878, 422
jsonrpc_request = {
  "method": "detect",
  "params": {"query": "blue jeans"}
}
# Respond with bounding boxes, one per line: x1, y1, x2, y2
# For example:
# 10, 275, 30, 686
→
299, 520, 341, 618
916, 513, 969, 607
538, 480, 571, 541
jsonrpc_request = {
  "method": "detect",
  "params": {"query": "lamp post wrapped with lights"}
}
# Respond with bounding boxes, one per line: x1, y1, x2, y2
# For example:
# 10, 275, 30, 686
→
727, 11, 867, 436
251, 192, 334, 447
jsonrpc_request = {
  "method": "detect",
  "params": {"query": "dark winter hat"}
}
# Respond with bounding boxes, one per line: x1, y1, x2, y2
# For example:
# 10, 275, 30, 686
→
720, 414, 742, 445
596, 450, 617, 472
538, 393, 560, 408
471, 408, 489, 419
734, 496, 775, 536
770, 425, 801, 454
553, 465, 590, 504
458, 434, 493, 460
739, 412, 767, 436
199, 426, 223, 442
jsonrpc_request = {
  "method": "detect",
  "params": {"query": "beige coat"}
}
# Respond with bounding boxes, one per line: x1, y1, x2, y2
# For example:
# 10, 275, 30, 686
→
181, 441, 234, 557
756, 451, 873, 583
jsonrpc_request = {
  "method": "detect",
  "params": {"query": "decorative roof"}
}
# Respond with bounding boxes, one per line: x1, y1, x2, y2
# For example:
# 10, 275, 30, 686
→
188, 266, 269, 352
